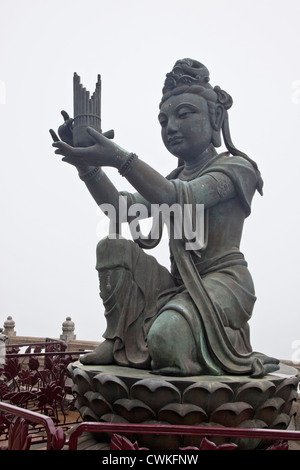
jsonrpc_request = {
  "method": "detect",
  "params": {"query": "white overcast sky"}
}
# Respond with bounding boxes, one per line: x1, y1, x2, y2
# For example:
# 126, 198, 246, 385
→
0, 0, 300, 361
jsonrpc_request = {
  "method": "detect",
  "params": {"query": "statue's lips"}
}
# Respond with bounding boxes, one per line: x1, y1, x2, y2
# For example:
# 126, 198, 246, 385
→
168, 136, 184, 146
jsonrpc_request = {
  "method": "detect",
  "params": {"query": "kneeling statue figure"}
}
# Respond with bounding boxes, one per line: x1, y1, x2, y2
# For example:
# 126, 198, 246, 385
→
51, 58, 279, 378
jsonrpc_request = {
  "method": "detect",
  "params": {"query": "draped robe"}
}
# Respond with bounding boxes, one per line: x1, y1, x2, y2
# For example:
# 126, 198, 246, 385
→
96, 152, 279, 377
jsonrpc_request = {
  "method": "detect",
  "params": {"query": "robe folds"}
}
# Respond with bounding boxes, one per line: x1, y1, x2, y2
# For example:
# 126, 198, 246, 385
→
96, 152, 279, 377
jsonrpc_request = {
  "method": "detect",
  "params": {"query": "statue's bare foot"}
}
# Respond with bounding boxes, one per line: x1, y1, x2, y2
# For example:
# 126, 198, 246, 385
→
80, 340, 115, 365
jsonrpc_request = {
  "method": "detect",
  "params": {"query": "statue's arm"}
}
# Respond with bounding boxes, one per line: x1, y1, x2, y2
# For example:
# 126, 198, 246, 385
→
52, 128, 235, 209
79, 166, 152, 222
80, 166, 120, 208
186, 172, 236, 207
52, 128, 176, 206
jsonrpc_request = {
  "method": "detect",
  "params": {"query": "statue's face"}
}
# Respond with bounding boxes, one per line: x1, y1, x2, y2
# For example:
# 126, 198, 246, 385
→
158, 93, 214, 162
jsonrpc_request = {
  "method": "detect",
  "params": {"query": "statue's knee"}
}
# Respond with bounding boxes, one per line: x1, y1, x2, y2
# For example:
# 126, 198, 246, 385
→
96, 236, 138, 270
148, 310, 202, 375
148, 310, 187, 354
96, 235, 131, 257
96, 237, 141, 299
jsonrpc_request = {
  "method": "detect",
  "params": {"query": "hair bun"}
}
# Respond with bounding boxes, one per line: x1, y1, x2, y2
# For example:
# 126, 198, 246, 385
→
213, 86, 233, 110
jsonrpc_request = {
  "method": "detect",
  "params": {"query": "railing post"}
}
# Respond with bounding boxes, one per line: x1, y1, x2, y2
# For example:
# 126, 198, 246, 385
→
0, 328, 7, 365
3, 316, 16, 337
60, 317, 76, 343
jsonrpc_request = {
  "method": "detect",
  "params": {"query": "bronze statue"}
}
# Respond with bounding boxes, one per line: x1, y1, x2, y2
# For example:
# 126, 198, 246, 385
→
50, 59, 279, 378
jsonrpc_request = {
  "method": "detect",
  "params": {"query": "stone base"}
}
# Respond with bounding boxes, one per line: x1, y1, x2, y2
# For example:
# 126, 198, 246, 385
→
68, 361, 299, 450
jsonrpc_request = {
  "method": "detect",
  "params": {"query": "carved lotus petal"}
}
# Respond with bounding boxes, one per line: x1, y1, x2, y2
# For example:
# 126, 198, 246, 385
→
182, 382, 234, 414
76, 433, 110, 451
72, 368, 94, 395
72, 384, 88, 408
137, 420, 181, 451
158, 403, 207, 425
79, 405, 99, 422
254, 397, 285, 425
84, 391, 112, 417
99, 413, 135, 441
113, 398, 156, 422
275, 377, 299, 401
232, 419, 268, 450
235, 380, 276, 408
282, 391, 298, 416
183, 421, 227, 448
130, 379, 181, 412
210, 402, 253, 427
238, 418, 268, 429
269, 413, 291, 429
92, 374, 129, 403
100, 413, 129, 423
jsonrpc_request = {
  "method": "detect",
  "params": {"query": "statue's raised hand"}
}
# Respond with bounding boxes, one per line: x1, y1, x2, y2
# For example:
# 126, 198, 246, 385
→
52, 127, 127, 168
49, 110, 74, 146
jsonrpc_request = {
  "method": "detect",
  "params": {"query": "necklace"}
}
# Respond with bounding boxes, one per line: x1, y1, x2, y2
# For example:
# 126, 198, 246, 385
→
178, 144, 218, 181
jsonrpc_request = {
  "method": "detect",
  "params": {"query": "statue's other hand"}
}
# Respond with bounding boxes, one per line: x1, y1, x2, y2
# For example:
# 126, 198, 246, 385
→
49, 127, 94, 172
49, 129, 60, 143
57, 110, 74, 146
49, 127, 82, 167
52, 127, 126, 168
51, 140, 88, 167
52, 127, 122, 168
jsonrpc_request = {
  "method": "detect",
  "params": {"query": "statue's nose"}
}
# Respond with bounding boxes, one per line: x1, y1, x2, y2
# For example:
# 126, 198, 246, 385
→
166, 117, 179, 135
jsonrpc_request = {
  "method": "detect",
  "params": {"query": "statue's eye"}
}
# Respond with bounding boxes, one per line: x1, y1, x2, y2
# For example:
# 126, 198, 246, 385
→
178, 108, 194, 119
159, 118, 168, 128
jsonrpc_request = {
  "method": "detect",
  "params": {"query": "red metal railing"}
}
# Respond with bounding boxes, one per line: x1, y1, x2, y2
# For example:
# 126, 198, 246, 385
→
0, 402, 63, 450
67, 421, 300, 450
0, 401, 300, 450
0, 338, 87, 436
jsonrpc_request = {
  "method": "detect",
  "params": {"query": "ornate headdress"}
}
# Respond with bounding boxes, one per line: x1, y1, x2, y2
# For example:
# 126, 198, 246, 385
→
160, 58, 233, 109
162, 59, 211, 92
160, 59, 263, 195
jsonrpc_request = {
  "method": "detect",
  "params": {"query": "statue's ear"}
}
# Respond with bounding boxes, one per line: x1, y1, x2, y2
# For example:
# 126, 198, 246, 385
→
212, 104, 225, 131
211, 104, 225, 147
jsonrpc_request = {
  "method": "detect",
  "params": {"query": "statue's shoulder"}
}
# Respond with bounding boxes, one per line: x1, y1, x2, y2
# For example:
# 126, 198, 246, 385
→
213, 152, 254, 168
166, 166, 184, 180
206, 153, 260, 184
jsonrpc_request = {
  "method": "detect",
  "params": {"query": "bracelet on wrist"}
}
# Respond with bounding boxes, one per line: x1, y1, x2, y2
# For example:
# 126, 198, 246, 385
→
79, 167, 102, 182
118, 153, 138, 177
